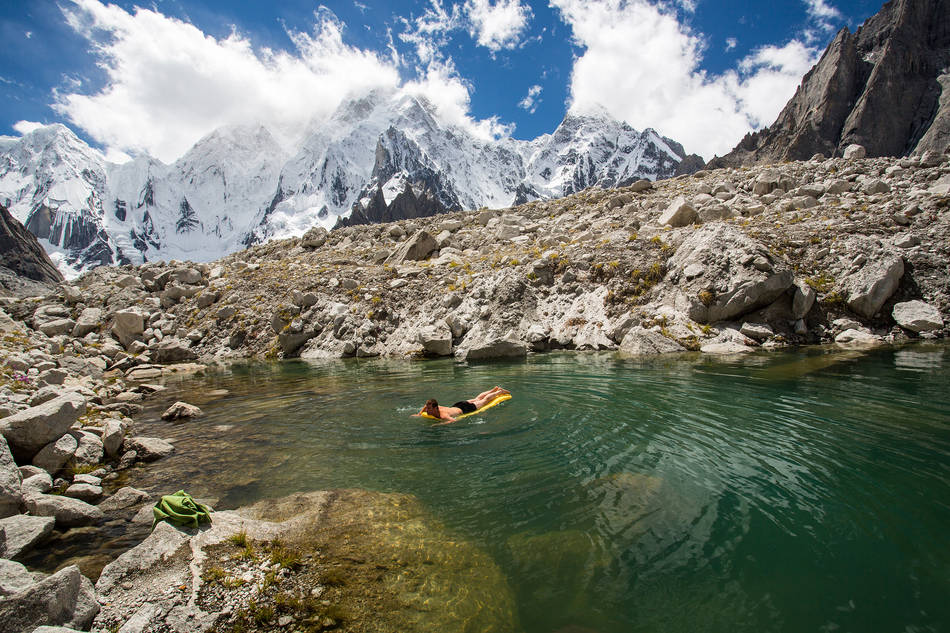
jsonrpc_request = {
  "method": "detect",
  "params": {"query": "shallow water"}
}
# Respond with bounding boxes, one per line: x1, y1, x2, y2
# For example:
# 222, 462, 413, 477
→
101, 346, 950, 631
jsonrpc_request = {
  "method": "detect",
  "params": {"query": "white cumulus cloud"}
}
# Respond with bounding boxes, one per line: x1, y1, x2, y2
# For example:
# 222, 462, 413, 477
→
463, 0, 532, 51
803, 0, 842, 30
551, 0, 818, 159
55, 0, 507, 162
397, 0, 461, 65
13, 120, 45, 135
518, 84, 542, 113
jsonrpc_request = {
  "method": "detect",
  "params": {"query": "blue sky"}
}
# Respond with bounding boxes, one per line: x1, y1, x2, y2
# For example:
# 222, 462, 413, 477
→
0, 0, 881, 162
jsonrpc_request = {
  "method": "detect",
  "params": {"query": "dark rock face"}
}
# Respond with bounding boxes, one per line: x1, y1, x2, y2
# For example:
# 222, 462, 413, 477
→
337, 127, 463, 228
673, 154, 706, 176
0, 204, 64, 292
709, 0, 950, 167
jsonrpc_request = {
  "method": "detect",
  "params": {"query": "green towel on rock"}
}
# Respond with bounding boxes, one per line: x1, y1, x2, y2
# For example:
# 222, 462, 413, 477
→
152, 490, 212, 529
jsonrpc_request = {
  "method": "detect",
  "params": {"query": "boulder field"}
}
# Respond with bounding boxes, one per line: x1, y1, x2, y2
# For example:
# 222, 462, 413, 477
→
6, 150, 943, 368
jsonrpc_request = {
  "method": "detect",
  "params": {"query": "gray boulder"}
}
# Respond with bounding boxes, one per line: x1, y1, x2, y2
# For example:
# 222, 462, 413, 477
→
101, 419, 125, 458
739, 322, 774, 341
0, 515, 55, 559
701, 341, 755, 354
17, 466, 45, 480
97, 486, 150, 515
72, 474, 100, 486
752, 170, 784, 195
278, 328, 316, 355
150, 338, 197, 363
843, 144, 867, 159
122, 437, 175, 462
25, 494, 104, 528
0, 558, 35, 596
161, 401, 202, 421
0, 392, 86, 462
37, 369, 67, 387
0, 564, 98, 632
95, 519, 190, 594
630, 179, 653, 192
697, 202, 736, 222
418, 324, 453, 356
667, 224, 794, 323
618, 327, 685, 355
792, 282, 817, 319
32, 434, 78, 475
28, 386, 65, 407
38, 319, 75, 337
111, 310, 144, 348
195, 290, 219, 308
62, 285, 83, 305
170, 267, 202, 285
71, 307, 102, 338
1, 435, 23, 518
64, 483, 103, 504
835, 328, 883, 346
455, 330, 527, 361
892, 300, 944, 332
161, 282, 202, 306
20, 472, 53, 496
300, 225, 329, 249
67, 432, 103, 470
658, 196, 697, 227
844, 254, 904, 318
386, 230, 438, 263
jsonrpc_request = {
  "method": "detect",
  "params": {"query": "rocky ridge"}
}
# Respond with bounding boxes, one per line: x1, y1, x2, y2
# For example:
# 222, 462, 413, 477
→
0, 148, 948, 631
710, 0, 950, 167
0, 204, 64, 297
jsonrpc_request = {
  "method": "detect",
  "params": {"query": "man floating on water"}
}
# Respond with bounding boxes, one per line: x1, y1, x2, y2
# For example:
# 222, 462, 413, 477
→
413, 386, 511, 424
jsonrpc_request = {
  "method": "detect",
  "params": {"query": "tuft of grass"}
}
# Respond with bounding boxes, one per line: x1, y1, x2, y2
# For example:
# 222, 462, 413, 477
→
68, 463, 103, 477
239, 543, 255, 560
804, 273, 835, 294
823, 290, 846, 307
202, 566, 227, 583
270, 539, 302, 569
247, 599, 275, 626
227, 530, 249, 548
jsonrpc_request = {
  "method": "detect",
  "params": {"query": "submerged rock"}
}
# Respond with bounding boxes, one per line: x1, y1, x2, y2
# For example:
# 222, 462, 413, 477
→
94, 489, 521, 633
161, 401, 203, 421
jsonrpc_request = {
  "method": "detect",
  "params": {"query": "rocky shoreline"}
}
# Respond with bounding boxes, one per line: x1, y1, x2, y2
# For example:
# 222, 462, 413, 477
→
1, 150, 949, 631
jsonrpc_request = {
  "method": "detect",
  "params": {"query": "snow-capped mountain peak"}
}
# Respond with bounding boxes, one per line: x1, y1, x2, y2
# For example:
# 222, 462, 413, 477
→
0, 98, 694, 276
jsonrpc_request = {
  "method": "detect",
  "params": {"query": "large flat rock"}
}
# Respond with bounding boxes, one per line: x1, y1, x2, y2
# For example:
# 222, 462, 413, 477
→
0, 393, 86, 461
0, 514, 55, 559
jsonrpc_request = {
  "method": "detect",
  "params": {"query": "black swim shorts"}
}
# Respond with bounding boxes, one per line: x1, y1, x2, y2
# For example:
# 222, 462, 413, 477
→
453, 400, 477, 414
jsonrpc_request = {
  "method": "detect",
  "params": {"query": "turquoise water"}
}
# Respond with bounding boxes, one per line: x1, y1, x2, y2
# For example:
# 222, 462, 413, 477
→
123, 345, 950, 633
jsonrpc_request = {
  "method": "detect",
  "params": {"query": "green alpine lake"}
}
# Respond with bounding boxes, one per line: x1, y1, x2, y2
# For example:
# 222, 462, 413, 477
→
79, 345, 950, 631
